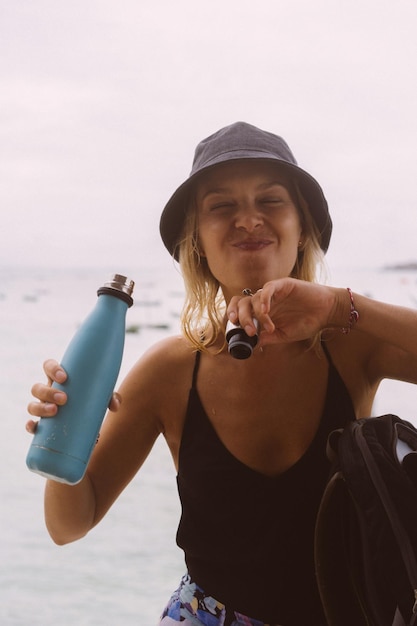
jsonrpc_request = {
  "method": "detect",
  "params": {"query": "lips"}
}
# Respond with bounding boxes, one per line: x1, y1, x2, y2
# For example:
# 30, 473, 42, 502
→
233, 238, 273, 251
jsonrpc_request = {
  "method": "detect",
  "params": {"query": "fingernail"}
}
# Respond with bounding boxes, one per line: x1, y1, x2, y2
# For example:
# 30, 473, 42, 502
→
44, 403, 57, 412
53, 392, 66, 403
55, 370, 66, 383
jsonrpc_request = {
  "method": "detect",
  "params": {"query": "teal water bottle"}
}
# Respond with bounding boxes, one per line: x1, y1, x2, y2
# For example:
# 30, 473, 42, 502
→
26, 274, 135, 485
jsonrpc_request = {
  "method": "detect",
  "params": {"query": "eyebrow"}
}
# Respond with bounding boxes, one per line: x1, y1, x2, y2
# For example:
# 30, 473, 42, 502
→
257, 181, 289, 191
199, 180, 289, 201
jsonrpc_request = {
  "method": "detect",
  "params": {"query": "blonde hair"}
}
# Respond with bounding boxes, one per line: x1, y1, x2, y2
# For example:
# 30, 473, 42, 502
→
176, 179, 326, 352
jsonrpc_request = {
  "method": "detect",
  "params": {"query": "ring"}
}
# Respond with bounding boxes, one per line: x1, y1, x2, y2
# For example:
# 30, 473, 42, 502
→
242, 288, 253, 296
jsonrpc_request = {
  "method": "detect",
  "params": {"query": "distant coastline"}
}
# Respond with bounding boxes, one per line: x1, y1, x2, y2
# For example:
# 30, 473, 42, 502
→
383, 261, 417, 271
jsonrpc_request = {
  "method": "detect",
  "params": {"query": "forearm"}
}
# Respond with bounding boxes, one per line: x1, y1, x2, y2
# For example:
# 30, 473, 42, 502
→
331, 287, 417, 355
44, 473, 96, 545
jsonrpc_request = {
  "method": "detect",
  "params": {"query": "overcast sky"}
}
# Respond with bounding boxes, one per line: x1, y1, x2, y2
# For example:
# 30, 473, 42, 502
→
2, 0, 417, 273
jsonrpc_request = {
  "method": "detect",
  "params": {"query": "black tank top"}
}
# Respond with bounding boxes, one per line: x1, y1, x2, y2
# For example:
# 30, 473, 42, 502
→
176, 344, 356, 624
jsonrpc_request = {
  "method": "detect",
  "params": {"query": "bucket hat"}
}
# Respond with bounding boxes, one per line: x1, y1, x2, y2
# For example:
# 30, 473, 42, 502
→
160, 121, 332, 259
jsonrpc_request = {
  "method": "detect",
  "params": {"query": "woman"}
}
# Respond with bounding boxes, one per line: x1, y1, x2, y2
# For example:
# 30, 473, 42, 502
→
27, 122, 417, 626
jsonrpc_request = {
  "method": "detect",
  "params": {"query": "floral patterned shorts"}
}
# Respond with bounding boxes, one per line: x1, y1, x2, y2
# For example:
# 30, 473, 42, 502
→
158, 573, 280, 626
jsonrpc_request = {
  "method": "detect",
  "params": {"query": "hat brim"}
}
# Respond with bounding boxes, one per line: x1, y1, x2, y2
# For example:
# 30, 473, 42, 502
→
160, 154, 332, 260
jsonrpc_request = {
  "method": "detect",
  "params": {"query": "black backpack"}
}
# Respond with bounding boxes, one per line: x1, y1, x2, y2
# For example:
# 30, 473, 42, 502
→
315, 414, 417, 626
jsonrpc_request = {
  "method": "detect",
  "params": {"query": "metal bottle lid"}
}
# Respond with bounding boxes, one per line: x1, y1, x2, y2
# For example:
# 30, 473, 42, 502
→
97, 274, 135, 306
102, 274, 135, 296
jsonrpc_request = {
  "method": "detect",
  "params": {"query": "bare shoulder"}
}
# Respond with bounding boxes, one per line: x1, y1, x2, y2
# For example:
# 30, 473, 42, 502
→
127, 334, 197, 384
118, 334, 197, 430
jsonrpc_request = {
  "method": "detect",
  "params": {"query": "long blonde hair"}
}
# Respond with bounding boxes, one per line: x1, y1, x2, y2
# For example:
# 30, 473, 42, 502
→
176, 178, 326, 352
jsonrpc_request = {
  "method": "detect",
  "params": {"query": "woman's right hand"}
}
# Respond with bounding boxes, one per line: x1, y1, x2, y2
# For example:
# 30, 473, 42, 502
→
26, 359, 68, 434
26, 359, 122, 434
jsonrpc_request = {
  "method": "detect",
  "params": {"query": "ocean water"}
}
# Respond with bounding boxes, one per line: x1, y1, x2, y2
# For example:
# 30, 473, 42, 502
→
1, 264, 417, 625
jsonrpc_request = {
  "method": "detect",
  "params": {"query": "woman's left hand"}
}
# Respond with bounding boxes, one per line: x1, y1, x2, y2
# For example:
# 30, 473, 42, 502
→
227, 278, 341, 345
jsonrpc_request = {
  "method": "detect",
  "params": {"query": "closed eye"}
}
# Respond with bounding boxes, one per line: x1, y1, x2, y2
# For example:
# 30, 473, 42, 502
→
261, 198, 285, 205
209, 202, 234, 211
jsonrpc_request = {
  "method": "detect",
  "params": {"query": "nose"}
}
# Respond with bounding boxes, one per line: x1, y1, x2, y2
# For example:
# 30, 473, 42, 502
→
234, 203, 264, 232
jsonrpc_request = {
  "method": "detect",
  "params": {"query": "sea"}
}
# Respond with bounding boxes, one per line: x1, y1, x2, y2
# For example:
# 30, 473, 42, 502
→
1, 264, 417, 626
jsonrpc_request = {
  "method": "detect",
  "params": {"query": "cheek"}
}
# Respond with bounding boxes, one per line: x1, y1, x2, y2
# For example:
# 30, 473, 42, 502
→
197, 220, 224, 258
285, 215, 303, 243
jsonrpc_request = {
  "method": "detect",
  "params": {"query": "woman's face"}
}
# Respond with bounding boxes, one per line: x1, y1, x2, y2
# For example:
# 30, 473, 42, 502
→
195, 160, 303, 300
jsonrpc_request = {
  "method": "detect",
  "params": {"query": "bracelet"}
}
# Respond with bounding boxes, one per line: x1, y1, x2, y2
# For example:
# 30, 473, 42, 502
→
341, 288, 359, 334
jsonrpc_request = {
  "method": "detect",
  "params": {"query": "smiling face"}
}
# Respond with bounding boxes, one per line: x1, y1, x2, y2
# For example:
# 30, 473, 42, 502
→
195, 160, 303, 300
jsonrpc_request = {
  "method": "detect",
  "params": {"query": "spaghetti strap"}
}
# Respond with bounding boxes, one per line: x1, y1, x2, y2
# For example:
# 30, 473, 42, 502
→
191, 350, 201, 389
321, 339, 334, 366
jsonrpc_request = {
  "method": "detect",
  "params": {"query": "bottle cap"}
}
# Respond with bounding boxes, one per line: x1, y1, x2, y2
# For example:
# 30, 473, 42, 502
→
103, 274, 135, 297
97, 274, 135, 306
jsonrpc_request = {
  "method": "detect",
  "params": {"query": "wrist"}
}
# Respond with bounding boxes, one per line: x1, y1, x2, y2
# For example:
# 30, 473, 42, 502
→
329, 287, 359, 333
341, 288, 359, 333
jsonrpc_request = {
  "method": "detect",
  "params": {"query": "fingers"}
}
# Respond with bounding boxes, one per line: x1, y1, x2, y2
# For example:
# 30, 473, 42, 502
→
227, 295, 257, 335
25, 419, 39, 434
43, 359, 67, 385
27, 360, 68, 420
226, 279, 332, 347
108, 392, 122, 412
227, 290, 275, 335
27, 389, 63, 418
26, 360, 121, 437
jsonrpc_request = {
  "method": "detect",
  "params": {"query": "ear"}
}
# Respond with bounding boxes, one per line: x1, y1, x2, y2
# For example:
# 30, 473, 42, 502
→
297, 230, 305, 250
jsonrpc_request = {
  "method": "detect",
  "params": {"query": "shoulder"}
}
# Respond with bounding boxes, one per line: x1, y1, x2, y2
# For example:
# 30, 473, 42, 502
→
118, 334, 198, 422
133, 335, 199, 445
137, 334, 198, 375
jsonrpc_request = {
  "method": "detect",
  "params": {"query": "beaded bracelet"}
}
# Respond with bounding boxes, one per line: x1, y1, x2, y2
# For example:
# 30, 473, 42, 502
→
341, 288, 359, 334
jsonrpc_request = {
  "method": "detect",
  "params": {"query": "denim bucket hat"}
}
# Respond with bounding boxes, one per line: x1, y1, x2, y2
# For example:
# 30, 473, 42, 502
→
160, 122, 332, 259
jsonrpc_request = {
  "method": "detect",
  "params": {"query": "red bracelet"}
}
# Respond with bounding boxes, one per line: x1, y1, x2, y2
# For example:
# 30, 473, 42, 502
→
341, 288, 359, 334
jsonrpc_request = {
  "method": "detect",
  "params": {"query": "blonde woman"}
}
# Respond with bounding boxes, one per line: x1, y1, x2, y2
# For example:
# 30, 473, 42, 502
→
27, 122, 417, 626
